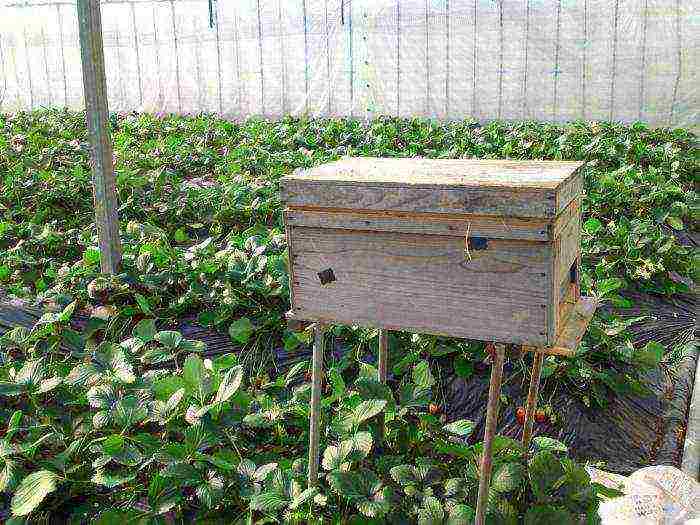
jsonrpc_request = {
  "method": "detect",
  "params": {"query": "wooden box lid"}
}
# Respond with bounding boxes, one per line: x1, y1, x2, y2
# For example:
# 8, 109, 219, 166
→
281, 157, 584, 219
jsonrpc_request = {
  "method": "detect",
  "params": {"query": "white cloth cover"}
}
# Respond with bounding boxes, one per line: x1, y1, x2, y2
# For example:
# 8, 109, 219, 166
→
589, 466, 700, 524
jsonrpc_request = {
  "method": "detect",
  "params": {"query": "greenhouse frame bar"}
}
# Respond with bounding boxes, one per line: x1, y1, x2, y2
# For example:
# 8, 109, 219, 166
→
77, 0, 122, 274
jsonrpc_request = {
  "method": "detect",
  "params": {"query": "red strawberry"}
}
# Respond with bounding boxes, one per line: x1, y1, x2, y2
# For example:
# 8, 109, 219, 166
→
535, 409, 547, 423
516, 407, 526, 425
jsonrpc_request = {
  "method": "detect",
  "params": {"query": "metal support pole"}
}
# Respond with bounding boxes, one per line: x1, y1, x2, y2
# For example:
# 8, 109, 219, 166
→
475, 343, 505, 525
522, 349, 544, 452
377, 329, 389, 443
77, 0, 122, 274
308, 323, 326, 487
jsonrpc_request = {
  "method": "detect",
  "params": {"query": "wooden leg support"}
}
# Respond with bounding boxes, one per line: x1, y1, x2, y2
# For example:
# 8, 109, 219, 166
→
307, 323, 326, 487
474, 343, 505, 525
377, 329, 389, 383
522, 350, 544, 453
377, 329, 389, 443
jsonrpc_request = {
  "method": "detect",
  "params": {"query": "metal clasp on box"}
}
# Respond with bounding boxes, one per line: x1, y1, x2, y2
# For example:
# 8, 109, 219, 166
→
464, 236, 489, 260
317, 268, 336, 285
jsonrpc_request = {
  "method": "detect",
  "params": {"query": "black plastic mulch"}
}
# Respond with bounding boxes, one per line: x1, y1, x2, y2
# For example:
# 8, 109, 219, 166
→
445, 348, 695, 475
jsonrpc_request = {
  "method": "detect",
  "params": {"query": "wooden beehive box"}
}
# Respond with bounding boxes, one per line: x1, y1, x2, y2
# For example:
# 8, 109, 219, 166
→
281, 157, 588, 348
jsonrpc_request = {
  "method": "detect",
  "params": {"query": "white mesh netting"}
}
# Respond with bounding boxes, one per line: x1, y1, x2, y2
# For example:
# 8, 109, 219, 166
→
589, 466, 700, 524
0, 0, 697, 128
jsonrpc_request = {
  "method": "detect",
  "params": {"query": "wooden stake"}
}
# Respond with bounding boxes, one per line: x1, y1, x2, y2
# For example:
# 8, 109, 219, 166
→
475, 343, 505, 525
377, 329, 389, 443
378, 329, 389, 382
77, 0, 122, 274
307, 323, 326, 486
522, 349, 544, 453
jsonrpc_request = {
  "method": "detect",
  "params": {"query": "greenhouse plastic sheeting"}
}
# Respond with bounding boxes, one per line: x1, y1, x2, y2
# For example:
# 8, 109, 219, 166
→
0, 0, 697, 129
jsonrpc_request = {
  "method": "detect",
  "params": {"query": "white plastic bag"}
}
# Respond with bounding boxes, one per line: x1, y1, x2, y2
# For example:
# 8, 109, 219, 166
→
589, 466, 700, 524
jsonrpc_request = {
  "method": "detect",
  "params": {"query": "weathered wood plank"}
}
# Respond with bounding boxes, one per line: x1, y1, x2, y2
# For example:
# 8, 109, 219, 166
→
284, 209, 551, 241
554, 204, 581, 289
283, 180, 557, 218
285, 157, 583, 188
285, 223, 298, 316
556, 167, 585, 214
556, 281, 578, 339
282, 158, 584, 219
551, 197, 579, 239
550, 201, 581, 339
550, 296, 598, 355
546, 241, 557, 346
288, 227, 550, 345
546, 198, 581, 342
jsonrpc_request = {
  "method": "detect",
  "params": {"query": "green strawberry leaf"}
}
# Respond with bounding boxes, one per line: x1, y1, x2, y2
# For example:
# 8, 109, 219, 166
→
11, 470, 59, 516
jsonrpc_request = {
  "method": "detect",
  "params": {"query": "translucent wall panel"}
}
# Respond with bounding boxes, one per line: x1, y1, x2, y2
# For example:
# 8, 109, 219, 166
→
0, 0, 696, 129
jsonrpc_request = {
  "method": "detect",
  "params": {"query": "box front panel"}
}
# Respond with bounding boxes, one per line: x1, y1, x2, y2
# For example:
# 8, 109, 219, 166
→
282, 180, 557, 218
288, 226, 550, 345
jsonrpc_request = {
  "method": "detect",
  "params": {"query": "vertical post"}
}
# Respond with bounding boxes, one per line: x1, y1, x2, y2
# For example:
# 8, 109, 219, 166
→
522, 349, 544, 452
308, 323, 326, 487
475, 343, 505, 525
377, 329, 389, 443
77, 0, 122, 274
377, 329, 389, 382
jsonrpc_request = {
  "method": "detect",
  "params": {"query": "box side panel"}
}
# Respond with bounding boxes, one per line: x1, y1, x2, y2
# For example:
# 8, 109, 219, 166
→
282, 179, 557, 218
555, 171, 584, 216
285, 223, 297, 313
550, 201, 582, 342
551, 197, 580, 239
288, 227, 550, 345
546, 242, 557, 346
554, 202, 581, 289
284, 209, 551, 241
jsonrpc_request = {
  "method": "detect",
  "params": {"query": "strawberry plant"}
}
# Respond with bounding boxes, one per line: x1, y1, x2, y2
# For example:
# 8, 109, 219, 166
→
0, 307, 610, 522
0, 110, 696, 521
